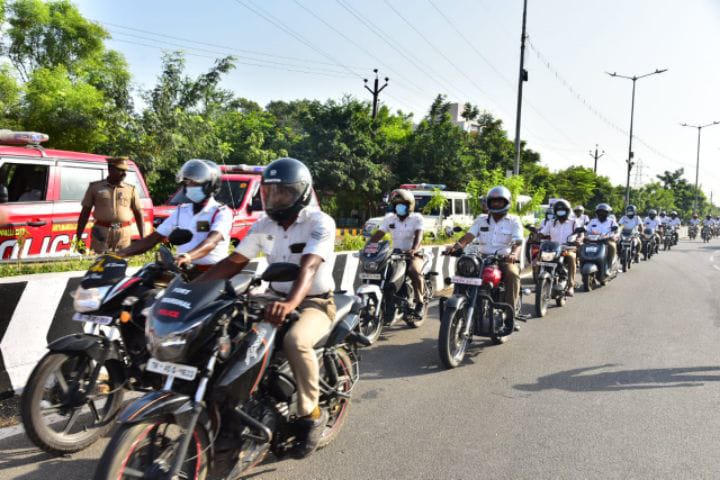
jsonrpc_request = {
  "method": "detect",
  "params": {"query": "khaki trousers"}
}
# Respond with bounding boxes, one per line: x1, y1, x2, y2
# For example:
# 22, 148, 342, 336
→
90, 224, 132, 253
500, 262, 520, 306
283, 296, 336, 417
407, 255, 425, 303
606, 240, 617, 267
563, 251, 577, 288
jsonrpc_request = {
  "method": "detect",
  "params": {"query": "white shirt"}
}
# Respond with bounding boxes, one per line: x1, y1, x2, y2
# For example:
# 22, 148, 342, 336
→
468, 214, 524, 256
644, 217, 662, 231
156, 197, 233, 265
703, 219, 715, 227
658, 216, 668, 225
379, 212, 423, 251
540, 217, 581, 244
586, 217, 619, 236
667, 217, 681, 228
619, 215, 643, 230
576, 214, 590, 225
689, 219, 700, 226
235, 207, 335, 296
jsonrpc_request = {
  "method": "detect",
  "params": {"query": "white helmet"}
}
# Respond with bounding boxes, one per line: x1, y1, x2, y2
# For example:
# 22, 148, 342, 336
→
486, 186, 512, 214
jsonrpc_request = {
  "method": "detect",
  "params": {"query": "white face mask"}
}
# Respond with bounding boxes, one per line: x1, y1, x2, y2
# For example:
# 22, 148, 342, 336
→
556, 210, 568, 218
185, 186, 207, 203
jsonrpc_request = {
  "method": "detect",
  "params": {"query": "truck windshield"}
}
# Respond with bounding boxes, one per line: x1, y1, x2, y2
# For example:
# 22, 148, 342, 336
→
169, 180, 249, 209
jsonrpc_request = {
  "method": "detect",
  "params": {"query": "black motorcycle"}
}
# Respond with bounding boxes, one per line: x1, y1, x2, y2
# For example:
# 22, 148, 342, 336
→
438, 251, 527, 369
663, 225, 675, 250
534, 231, 581, 317
618, 226, 640, 272
93, 262, 368, 480
641, 227, 657, 260
21, 230, 193, 455
579, 232, 619, 291
355, 241, 436, 341
689, 224, 698, 240
702, 225, 712, 243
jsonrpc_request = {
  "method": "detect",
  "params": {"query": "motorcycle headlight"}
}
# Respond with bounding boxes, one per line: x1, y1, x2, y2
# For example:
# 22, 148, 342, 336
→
73, 286, 111, 313
363, 261, 380, 273
456, 256, 480, 277
146, 313, 210, 362
540, 251, 556, 262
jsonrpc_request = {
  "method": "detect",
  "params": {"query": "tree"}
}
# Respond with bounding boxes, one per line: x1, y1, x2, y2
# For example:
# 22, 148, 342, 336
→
461, 102, 479, 122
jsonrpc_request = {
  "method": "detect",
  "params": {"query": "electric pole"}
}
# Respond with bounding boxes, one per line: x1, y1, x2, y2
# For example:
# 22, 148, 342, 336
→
588, 144, 605, 174
606, 68, 668, 206
680, 120, 720, 213
364, 69, 389, 120
513, 0, 529, 176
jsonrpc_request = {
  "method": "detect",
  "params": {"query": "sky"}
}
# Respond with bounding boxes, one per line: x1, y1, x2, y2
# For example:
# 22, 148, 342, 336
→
74, 0, 720, 201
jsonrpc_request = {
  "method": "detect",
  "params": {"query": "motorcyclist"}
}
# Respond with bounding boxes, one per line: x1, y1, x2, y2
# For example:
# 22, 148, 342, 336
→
689, 213, 700, 228
702, 214, 714, 239
446, 186, 523, 308
586, 203, 619, 266
573, 205, 590, 226
366, 188, 426, 318
643, 209, 662, 251
667, 211, 681, 244
116, 159, 232, 274
197, 157, 336, 458
618, 205, 642, 263
539, 206, 555, 230
539, 199, 582, 296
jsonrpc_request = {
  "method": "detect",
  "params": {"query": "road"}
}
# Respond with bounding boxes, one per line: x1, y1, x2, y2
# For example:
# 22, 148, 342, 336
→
2, 240, 720, 479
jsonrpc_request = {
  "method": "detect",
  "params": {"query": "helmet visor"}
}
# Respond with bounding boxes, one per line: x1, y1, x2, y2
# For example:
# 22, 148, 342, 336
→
261, 182, 305, 211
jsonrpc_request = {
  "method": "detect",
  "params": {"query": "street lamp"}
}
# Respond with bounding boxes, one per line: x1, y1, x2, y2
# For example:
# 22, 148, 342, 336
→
606, 68, 668, 205
680, 121, 720, 213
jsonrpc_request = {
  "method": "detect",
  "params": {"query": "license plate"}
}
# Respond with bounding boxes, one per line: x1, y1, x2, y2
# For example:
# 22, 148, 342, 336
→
539, 262, 557, 267
72, 313, 113, 325
585, 246, 598, 253
359, 273, 382, 280
451, 276, 483, 286
146, 358, 198, 381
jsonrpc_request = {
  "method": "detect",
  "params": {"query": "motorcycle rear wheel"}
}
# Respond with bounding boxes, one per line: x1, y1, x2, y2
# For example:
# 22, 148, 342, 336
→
583, 273, 594, 292
438, 305, 469, 369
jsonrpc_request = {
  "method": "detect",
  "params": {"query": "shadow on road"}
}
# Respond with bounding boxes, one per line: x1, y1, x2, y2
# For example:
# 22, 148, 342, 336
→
0, 431, 98, 479
514, 364, 720, 392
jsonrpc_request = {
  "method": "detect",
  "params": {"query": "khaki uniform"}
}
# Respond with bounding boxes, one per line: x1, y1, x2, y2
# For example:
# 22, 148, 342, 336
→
81, 180, 141, 253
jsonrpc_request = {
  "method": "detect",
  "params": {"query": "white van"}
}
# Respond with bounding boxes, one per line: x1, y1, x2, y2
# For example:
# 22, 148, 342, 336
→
362, 184, 475, 238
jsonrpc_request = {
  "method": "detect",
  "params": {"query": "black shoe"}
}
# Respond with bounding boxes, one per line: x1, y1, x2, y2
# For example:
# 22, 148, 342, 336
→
291, 409, 328, 459
413, 302, 424, 318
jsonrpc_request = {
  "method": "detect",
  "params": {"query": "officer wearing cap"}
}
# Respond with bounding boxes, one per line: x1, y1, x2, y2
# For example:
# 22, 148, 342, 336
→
75, 157, 144, 253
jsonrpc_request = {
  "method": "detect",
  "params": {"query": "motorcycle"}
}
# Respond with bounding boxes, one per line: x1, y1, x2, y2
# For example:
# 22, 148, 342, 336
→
702, 225, 712, 243
663, 225, 676, 250
355, 241, 436, 342
21, 229, 194, 455
689, 224, 698, 240
525, 225, 543, 282
438, 251, 527, 369
93, 262, 369, 480
534, 231, 581, 318
579, 232, 619, 291
641, 227, 657, 261
618, 226, 641, 272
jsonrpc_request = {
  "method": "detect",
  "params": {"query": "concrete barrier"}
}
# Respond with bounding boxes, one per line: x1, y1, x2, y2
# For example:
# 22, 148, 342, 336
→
0, 247, 463, 397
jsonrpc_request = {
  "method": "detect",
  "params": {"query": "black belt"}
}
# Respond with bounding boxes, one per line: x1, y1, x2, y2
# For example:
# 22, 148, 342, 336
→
269, 287, 333, 299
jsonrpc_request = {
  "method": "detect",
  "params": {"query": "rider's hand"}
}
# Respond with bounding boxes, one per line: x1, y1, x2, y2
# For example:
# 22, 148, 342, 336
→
174, 253, 192, 268
444, 244, 455, 255
265, 300, 294, 326
507, 253, 518, 263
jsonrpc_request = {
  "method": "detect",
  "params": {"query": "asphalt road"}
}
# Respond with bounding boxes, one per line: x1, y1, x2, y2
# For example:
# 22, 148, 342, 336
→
2, 240, 720, 479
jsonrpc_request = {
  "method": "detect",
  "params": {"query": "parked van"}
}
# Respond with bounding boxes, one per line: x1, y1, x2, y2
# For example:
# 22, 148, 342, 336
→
0, 130, 154, 260
362, 184, 475, 238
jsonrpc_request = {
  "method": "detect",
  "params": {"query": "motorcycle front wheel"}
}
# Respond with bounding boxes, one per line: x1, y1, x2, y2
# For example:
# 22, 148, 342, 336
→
358, 297, 383, 344
583, 272, 594, 291
21, 351, 125, 455
534, 277, 550, 318
438, 304, 469, 369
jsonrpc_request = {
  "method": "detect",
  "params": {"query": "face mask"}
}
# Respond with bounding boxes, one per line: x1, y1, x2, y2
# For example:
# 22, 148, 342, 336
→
627, 212, 635, 218
597, 213, 608, 221
185, 186, 207, 204
395, 204, 408, 216
556, 210, 568, 218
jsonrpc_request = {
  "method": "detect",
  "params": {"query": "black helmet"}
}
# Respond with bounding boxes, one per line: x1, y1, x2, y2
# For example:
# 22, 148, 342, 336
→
707, 214, 712, 220
670, 210, 677, 218
261, 157, 313, 222
553, 199, 571, 219
176, 159, 221, 197
486, 186, 511, 214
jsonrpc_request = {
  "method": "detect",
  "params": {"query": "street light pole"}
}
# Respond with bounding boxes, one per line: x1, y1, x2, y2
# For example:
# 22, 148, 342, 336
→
513, 0, 529, 176
606, 68, 667, 206
680, 121, 720, 213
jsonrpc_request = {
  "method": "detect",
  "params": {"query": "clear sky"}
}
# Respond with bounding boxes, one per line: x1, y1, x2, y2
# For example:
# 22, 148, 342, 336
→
74, 0, 720, 202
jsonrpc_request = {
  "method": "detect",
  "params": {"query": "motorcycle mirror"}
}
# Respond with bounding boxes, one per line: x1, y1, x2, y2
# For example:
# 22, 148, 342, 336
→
261, 262, 301, 283
452, 226, 463, 233
168, 228, 193, 246
0, 185, 8, 204
574, 227, 585, 234
158, 245, 175, 267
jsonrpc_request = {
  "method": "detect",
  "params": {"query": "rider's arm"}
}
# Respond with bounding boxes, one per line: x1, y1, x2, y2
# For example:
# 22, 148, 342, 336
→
508, 218, 524, 261
116, 231, 164, 257
178, 207, 233, 265
368, 214, 393, 245
410, 229, 422, 253
367, 229, 386, 244
195, 251, 250, 282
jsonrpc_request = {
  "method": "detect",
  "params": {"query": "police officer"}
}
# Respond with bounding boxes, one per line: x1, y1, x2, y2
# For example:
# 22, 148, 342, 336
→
198, 157, 336, 459
643, 209, 662, 251
540, 199, 582, 296
76, 157, 144, 253
116, 159, 232, 273
573, 205, 590, 226
366, 188, 425, 317
446, 186, 523, 308
587, 203, 619, 265
667, 210, 681, 245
